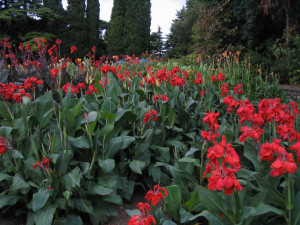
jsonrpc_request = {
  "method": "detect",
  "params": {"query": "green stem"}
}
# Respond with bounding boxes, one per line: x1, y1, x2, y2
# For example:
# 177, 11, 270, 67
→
286, 174, 292, 225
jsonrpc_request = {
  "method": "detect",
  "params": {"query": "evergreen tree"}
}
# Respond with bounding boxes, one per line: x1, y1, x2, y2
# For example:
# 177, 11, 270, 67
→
67, 0, 88, 56
107, 0, 151, 56
86, 0, 100, 49
106, 0, 126, 55
150, 26, 163, 54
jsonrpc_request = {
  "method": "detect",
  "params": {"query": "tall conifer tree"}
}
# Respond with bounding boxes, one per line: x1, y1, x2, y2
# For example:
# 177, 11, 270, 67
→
86, 0, 100, 49
107, 0, 151, 56
106, 0, 126, 55
67, 0, 88, 56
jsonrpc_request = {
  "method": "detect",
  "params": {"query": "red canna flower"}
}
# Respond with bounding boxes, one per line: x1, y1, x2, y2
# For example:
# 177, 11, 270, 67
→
86, 85, 97, 95
221, 83, 229, 96
55, 39, 61, 45
71, 46, 77, 53
92, 46, 96, 52
50, 68, 59, 78
33, 156, 51, 171
128, 202, 156, 225
145, 185, 168, 206
0, 136, 10, 154
143, 109, 158, 124
217, 73, 225, 81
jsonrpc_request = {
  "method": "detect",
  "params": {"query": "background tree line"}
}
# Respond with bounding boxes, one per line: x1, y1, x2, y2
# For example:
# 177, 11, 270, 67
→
1, 0, 300, 83
165, 0, 300, 84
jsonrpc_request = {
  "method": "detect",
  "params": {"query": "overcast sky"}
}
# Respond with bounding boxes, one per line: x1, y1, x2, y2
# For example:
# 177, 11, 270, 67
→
61, 0, 186, 37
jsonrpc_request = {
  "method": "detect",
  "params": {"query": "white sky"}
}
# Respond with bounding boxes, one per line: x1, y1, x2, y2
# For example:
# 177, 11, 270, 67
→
61, 0, 186, 36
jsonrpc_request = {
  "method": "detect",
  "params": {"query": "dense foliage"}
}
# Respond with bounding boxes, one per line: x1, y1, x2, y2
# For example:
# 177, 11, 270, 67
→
107, 0, 151, 56
166, 0, 300, 84
1, 38, 300, 225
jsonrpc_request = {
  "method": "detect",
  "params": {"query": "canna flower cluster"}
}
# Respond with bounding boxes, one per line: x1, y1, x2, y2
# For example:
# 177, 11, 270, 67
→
128, 203, 156, 225
143, 109, 158, 124
128, 185, 168, 225
0, 136, 10, 154
0, 77, 43, 102
153, 94, 168, 102
260, 139, 297, 177
201, 111, 243, 195
201, 111, 220, 142
33, 156, 51, 171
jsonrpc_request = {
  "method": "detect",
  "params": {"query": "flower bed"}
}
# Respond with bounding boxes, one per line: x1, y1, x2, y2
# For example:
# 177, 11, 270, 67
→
0, 38, 299, 225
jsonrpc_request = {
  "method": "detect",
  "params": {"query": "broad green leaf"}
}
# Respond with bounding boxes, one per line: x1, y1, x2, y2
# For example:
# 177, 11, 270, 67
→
87, 111, 99, 134
125, 209, 140, 217
164, 185, 181, 221
129, 160, 145, 174
180, 206, 194, 223
104, 136, 135, 158
100, 112, 116, 123
0, 173, 12, 182
256, 177, 285, 205
189, 210, 225, 225
74, 199, 93, 213
12, 173, 30, 190
56, 150, 73, 176
0, 101, 13, 120
35, 91, 53, 128
292, 191, 300, 225
72, 102, 83, 117
162, 219, 177, 225
69, 136, 90, 149
53, 215, 83, 225
0, 195, 21, 209
60, 167, 81, 191
242, 203, 285, 220
33, 205, 56, 225
88, 185, 114, 196
196, 185, 225, 214
244, 140, 258, 170
100, 122, 114, 143
103, 194, 123, 205
98, 159, 115, 173
32, 189, 53, 211
0, 127, 13, 138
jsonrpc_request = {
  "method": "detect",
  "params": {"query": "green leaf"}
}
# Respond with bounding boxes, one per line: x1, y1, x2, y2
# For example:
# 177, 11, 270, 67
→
72, 102, 83, 117
196, 185, 225, 214
69, 136, 90, 149
104, 136, 135, 158
32, 189, 53, 211
125, 209, 140, 217
53, 215, 83, 225
244, 140, 258, 170
63, 191, 72, 200
103, 194, 123, 205
0, 173, 12, 182
88, 185, 114, 196
0, 195, 21, 209
60, 167, 81, 191
164, 185, 181, 221
179, 206, 194, 223
0, 126, 13, 138
35, 91, 53, 128
129, 160, 145, 174
162, 219, 177, 225
98, 159, 115, 173
56, 150, 73, 176
74, 199, 93, 213
100, 112, 116, 123
292, 191, 300, 225
12, 173, 30, 190
33, 204, 56, 225
242, 203, 285, 220
256, 177, 285, 205
100, 122, 114, 143
0, 101, 13, 120
87, 111, 99, 134
189, 210, 225, 225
